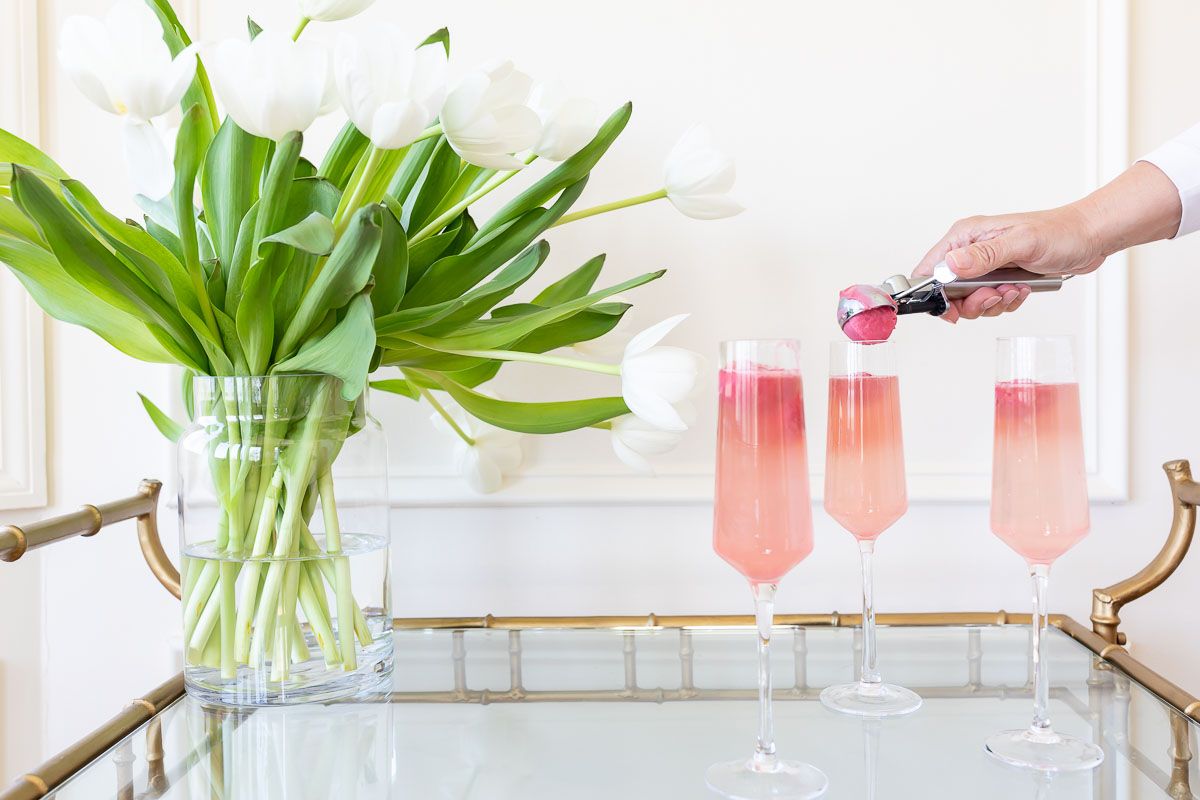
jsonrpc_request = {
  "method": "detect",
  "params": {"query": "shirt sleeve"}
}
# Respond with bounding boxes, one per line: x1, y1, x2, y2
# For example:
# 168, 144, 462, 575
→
1139, 122, 1200, 238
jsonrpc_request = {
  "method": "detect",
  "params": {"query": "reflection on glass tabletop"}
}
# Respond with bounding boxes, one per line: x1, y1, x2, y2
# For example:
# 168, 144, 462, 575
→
48, 624, 1198, 799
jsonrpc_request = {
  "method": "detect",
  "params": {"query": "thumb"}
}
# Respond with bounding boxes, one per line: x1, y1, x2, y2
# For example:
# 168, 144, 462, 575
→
945, 231, 1033, 278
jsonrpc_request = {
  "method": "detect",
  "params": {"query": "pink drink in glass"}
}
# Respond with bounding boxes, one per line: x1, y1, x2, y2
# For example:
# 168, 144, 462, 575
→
713, 367, 814, 584
824, 375, 907, 540
991, 381, 1090, 565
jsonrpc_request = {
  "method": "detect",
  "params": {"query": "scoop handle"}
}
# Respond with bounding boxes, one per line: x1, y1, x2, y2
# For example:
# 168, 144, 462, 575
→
944, 267, 1065, 298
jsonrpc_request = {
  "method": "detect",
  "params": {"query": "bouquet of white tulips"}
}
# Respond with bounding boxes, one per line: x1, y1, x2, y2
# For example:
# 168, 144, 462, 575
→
0, 0, 738, 693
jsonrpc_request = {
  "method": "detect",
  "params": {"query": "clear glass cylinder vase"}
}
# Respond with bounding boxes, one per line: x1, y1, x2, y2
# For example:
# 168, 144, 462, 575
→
178, 374, 393, 705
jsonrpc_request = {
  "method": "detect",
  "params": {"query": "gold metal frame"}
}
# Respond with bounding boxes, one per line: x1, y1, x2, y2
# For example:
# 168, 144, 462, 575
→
1092, 460, 1200, 646
0, 479, 180, 599
3, 458, 1199, 800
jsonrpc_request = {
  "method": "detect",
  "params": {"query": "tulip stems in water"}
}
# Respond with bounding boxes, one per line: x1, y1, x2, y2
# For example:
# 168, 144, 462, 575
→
552, 188, 668, 227
319, 469, 358, 670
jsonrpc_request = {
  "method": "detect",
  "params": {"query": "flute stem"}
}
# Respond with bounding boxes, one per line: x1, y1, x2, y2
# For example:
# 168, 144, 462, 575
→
752, 582, 778, 771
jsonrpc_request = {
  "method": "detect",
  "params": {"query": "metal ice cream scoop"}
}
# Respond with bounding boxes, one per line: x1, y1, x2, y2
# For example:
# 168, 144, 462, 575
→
838, 262, 1070, 339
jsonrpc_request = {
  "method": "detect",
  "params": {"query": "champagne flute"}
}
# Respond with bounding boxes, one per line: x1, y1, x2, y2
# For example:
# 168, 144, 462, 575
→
708, 339, 828, 799
819, 340, 922, 717
985, 336, 1103, 771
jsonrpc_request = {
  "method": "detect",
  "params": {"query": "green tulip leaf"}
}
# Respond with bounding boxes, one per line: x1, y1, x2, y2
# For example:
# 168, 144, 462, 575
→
277, 204, 383, 358
405, 213, 466, 288
371, 203, 408, 317
419, 27, 450, 56
0, 129, 67, 180
412, 370, 629, 434
202, 118, 268, 272
262, 211, 335, 255
405, 139, 461, 232
61, 180, 199, 317
236, 258, 275, 374
369, 379, 420, 400
319, 122, 370, 190
0, 194, 45, 244
0, 234, 179, 365
11, 166, 204, 363
474, 103, 631, 241
274, 293, 377, 401
376, 298, 464, 336
253, 131, 302, 256
389, 268, 664, 352
533, 254, 606, 306
138, 392, 186, 442
402, 178, 585, 309
385, 137, 439, 206
421, 240, 550, 334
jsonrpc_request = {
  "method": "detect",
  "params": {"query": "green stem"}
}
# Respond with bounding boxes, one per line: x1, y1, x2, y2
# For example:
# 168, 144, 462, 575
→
297, 567, 339, 666
417, 386, 475, 446
318, 470, 357, 671
291, 16, 310, 40
414, 124, 443, 143
409, 154, 535, 244
300, 524, 373, 646
551, 188, 668, 227
248, 383, 331, 666
218, 562, 237, 679
333, 146, 386, 237
233, 467, 283, 662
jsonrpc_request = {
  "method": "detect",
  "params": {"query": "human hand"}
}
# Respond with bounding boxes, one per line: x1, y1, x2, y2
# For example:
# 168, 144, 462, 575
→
911, 205, 1104, 322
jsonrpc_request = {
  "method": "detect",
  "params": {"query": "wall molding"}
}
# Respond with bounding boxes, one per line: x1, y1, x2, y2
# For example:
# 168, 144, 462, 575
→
388, 0, 1131, 508
0, 0, 47, 510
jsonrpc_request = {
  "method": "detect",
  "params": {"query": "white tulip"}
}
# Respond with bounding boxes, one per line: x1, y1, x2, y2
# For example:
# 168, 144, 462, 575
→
610, 401, 695, 474
620, 315, 703, 432
299, 0, 376, 22
59, 0, 196, 124
334, 28, 447, 150
124, 119, 177, 201
528, 83, 600, 162
663, 124, 743, 220
441, 61, 542, 170
428, 395, 524, 494
206, 31, 329, 141
59, 0, 195, 198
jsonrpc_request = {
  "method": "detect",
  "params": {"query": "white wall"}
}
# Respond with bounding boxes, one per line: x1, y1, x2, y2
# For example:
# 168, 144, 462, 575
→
3, 0, 1200, 784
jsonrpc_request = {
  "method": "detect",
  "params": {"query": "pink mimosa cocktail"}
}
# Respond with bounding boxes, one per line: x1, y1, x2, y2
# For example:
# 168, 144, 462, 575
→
708, 340, 828, 800
819, 341, 921, 718
991, 381, 1089, 565
984, 336, 1102, 772
824, 375, 907, 540
713, 368, 814, 583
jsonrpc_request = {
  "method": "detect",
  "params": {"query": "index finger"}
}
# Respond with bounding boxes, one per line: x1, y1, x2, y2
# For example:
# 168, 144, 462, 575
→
913, 236, 955, 278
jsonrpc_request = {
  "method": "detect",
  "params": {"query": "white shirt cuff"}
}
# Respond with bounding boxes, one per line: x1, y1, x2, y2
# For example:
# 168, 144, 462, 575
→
1139, 122, 1200, 238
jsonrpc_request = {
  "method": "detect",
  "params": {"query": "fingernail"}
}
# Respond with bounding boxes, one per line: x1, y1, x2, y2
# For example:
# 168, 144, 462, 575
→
1003, 290, 1019, 304
945, 251, 974, 273
982, 296, 1002, 310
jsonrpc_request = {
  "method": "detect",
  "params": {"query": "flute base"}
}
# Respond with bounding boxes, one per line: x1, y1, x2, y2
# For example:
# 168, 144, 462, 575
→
705, 755, 828, 799
819, 681, 923, 717
985, 728, 1104, 772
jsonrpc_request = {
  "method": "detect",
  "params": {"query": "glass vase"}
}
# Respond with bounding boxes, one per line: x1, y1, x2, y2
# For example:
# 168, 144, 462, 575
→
179, 374, 393, 705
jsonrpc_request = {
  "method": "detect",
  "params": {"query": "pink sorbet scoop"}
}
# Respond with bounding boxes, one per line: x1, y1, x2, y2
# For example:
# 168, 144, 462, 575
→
838, 284, 899, 342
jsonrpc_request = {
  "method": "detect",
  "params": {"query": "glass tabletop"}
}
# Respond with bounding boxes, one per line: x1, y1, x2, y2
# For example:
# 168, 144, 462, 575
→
48, 623, 1199, 799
